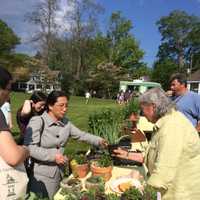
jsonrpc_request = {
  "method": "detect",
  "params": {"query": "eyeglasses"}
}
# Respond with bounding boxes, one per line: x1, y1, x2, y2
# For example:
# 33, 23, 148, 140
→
55, 103, 68, 108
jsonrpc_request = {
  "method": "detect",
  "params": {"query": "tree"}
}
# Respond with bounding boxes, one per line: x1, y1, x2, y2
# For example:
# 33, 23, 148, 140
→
107, 11, 144, 72
26, 0, 60, 64
151, 59, 178, 90
65, 0, 104, 80
156, 10, 200, 69
0, 19, 20, 56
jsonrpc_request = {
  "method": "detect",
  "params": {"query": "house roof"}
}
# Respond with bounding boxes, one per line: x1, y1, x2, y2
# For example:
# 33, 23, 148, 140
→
187, 69, 200, 81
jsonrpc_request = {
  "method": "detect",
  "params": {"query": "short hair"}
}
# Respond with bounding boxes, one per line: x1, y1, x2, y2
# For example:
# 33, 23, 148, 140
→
170, 73, 187, 87
46, 91, 66, 110
30, 91, 47, 104
0, 66, 12, 89
139, 87, 175, 118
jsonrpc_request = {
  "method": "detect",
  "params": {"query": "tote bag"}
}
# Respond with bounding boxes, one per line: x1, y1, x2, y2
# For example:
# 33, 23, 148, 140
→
0, 156, 28, 200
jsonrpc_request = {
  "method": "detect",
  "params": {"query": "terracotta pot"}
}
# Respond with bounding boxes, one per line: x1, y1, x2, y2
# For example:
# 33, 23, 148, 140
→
72, 163, 89, 178
90, 162, 113, 182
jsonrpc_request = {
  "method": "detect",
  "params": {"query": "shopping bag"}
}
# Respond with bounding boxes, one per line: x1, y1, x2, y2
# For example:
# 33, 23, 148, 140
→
0, 156, 28, 200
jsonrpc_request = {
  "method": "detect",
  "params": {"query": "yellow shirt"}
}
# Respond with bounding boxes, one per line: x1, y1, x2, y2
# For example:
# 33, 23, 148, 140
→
145, 109, 200, 200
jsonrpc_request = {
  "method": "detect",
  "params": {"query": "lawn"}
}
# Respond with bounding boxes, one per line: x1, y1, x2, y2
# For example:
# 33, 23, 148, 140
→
10, 92, 120, 154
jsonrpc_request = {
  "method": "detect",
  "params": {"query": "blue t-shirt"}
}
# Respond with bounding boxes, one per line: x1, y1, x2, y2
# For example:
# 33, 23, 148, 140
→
174, 91, 200, 127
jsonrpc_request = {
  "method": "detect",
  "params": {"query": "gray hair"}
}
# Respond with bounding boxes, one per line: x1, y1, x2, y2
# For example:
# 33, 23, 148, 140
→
139, 87, 176, 118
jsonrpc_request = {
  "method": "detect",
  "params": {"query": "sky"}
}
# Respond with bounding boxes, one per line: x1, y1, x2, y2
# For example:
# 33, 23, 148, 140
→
0, 0, 200, 67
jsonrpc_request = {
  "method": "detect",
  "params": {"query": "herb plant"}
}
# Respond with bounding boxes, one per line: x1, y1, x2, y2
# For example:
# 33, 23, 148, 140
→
88, 108, 124, 144
121, 187, 143, 200
73, 154, 87, 165
96, 153, 113, 167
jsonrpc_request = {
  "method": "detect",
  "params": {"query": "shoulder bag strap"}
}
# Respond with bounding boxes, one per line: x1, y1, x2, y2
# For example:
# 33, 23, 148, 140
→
38, 117, 45, 147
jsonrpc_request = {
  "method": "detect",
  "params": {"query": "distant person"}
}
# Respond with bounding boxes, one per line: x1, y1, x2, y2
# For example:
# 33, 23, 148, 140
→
24, 90, 108, 199
124, 89, 132, 103
0, 65, 29, 166
85, 91, 91, 104
170, 73, 200, 132
92, 90, 96, 97
16, 91, 47, 144
117, 90, 124, 105
1, 98, 13, 129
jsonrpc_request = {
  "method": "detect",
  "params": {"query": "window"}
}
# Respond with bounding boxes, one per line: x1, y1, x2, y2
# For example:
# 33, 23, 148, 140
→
190, 83, 199, 93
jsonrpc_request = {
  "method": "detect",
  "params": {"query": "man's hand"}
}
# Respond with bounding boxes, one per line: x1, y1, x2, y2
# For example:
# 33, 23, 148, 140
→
196, 121, 200, 133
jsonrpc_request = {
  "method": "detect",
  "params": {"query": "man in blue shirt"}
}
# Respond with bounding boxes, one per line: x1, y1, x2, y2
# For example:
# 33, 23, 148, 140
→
170, 73, 200, 132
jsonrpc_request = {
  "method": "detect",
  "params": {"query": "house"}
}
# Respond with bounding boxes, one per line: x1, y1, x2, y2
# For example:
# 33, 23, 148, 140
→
187, 69, 200, 94
13, 69, 62, 94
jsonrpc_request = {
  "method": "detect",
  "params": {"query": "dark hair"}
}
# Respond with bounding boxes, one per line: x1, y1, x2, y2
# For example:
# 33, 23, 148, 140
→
170, 73, 187, 87
0, 66, 13, 89
30, 91, 47, 103
46, 91, 66, 110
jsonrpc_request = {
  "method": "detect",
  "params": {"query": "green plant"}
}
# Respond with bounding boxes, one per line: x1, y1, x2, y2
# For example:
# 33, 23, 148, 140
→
73, 154, 87, 165
143, 185, 157, 200
96, 153, 113, 167
88, 108, 124, 144
81, 186, 106, 200
121, 187, 143, 200
105, 193, 120, 200
123, 99, 140, 120
86, 176, 104, 184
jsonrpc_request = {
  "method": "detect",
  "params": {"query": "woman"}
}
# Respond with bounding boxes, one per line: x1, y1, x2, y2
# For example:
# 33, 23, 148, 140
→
0, 66, 29, 166
114, 87, 200, 200
24, 90, 107, 199
17, 91, 47, 144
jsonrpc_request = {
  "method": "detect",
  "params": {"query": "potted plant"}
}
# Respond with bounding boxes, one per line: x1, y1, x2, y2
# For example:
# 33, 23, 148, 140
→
81, 185, 106, 200
88, 108, 132, 156
122, 99, 140, 133
90, 153, 113, 181
85, 176, 104, 190
60, 177, 82, 193
120, 186, 143, 200
88, 108, 124, 145
70, 154, 89, 178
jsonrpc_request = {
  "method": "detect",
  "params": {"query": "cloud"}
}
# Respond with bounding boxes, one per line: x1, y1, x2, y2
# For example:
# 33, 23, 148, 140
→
0, 0, 74, 55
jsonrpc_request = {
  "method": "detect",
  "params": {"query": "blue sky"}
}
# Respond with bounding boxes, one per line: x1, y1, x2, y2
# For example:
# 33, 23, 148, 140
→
0, 0, 200, 67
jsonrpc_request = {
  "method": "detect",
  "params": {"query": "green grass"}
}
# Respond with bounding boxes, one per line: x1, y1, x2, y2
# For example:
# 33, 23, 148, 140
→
10, 92, 119, 154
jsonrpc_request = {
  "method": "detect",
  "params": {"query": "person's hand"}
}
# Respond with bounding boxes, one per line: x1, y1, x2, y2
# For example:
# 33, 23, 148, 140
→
196, 121, 200, 132
99, 139, 108, 148
131, 128, 142, 134
55, 153, 68, 165
113, 147, 128, 159
21, 100, 33, 116
129, 169, 143, 180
